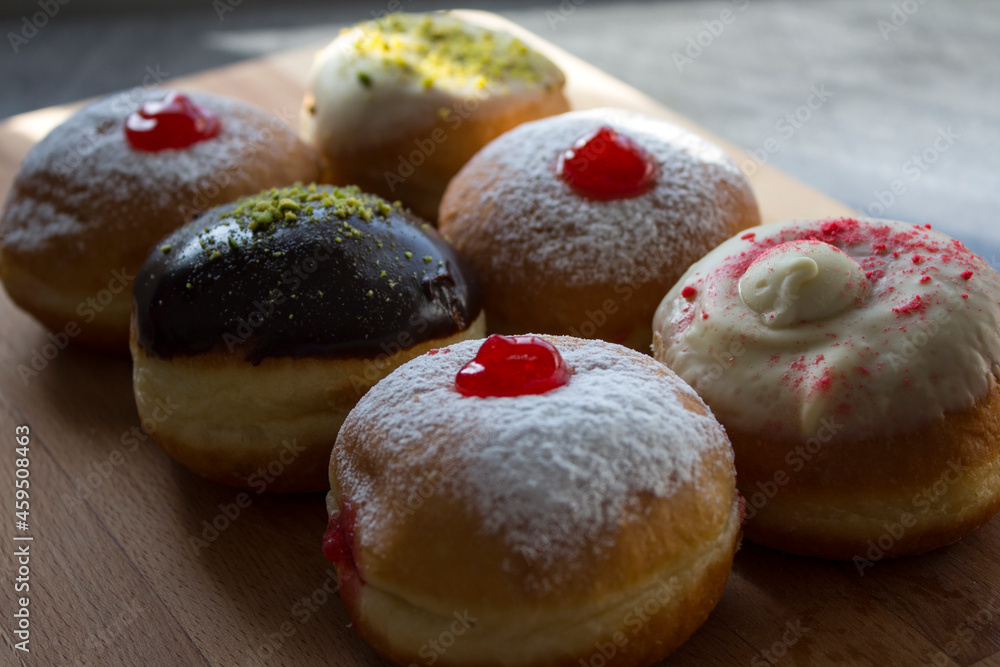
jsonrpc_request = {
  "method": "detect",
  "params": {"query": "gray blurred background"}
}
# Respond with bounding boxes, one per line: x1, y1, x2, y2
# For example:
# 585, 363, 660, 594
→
2, 0, 997, 260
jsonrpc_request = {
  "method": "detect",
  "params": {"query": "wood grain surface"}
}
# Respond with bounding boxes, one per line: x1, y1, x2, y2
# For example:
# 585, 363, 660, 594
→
1, 10, 997, 667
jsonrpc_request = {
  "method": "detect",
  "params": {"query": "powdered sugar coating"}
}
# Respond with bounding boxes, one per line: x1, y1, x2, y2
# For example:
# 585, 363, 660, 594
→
653, 218, 1000, 442
2, 89, 314, 254
457, 108, 750, 287
334, 336, 731, 580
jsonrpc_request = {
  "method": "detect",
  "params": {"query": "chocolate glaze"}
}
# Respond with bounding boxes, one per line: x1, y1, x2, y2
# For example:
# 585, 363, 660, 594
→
133, 185, 482, 364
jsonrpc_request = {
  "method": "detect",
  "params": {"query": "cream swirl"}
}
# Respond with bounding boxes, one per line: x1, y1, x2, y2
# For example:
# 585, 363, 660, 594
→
653, 218, 1000, 442
739, 240, 868, 328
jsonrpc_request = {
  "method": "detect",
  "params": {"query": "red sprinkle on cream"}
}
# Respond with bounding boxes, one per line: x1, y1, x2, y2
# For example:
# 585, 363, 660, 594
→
892, 295, 927, 315
681, 286, 697, 300
961, 270, 974, 280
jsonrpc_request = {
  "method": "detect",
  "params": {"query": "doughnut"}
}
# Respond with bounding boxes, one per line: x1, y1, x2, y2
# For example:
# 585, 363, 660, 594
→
324, 334, 742, 666
300, 11, 569, 221
652, 217, 1000, 560
0, 89, 322, 351
130, 184, 484, 493
438, 108, 760, 351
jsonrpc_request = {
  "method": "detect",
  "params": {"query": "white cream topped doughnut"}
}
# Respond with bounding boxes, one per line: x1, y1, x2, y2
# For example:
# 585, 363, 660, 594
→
439, 108, 760, 351
653, 217, 1000, 559
655, 217, 1000, 442
325, 335, 742, 666
301, 11, 569, 221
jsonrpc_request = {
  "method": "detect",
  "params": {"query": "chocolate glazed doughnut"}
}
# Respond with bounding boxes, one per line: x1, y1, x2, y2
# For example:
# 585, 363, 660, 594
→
131, 184, 485, 493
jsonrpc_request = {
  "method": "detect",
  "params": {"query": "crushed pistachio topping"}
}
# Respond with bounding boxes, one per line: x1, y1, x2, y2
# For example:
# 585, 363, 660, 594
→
169, 183, 451, 306
160, 244, 172, 254
228, 183, 392, 235
181, 183, 399, 264
351, 13, 559, 88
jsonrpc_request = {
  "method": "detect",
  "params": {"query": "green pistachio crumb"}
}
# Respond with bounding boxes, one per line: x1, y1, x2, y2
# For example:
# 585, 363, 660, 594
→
366, 290, 374, 298
405, 251, 413, 259
352, 13, 559, 88
186, 283, 193, 289
209, 250, 222, 262
160, 244, 172, 254
423, 256, 433, 263
225, 184, 395, 237
358, 71, 373, 88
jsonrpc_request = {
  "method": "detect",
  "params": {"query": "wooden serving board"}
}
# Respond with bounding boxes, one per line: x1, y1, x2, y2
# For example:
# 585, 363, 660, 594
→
1, 10, 997, 667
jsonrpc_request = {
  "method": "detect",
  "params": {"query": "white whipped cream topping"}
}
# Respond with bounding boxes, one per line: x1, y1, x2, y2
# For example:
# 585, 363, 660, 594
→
738, 240, 868, 328
653, 218, 1000, 441
300, 13, 564, 155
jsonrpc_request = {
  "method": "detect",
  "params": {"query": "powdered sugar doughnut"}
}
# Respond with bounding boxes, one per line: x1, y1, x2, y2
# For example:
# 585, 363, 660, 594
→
0, 89, 321, 351
324, 334, 742, 666
438, 107, 760, 351
653, 217, 1000, 559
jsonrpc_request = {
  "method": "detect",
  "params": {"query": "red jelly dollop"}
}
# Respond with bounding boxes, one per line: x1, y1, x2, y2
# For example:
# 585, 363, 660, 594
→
556, 125, 657, 200
124, 91, 221, 152
455, 334, 570, 397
